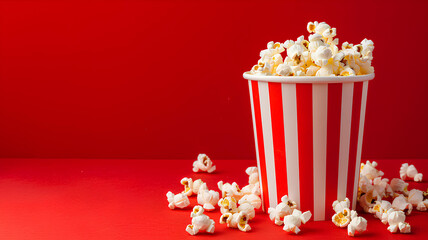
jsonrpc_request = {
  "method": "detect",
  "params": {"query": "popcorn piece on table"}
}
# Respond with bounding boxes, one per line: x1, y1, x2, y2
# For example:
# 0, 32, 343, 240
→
390, 178, 409, 194
358, 175, 374, 195
382, 209, 411, 233
218, 181, 243, 200
197, 183, 220, 211
407, 189, 428, 211
348, 214, 368, 237
218, 196, 238, 214
369, 200, 392, 219
192, 154, 216, 173
181, 177, 204, 196
166, 191, 190, 210
220, 211, 251, 232
332, 198, 350, 213
241, 166, 261, 196
361, 160, 384, 180
237, 201, 256, 220
358, 190, 377, 213
373, 177, 393, 199
332, 208, 352, 228
268, 195, 298, 225
392, 195, 413, 215
239, 192, 262, 210
400, 163, 423, 182
283, 209, 312, 234
186, 206, 215, 235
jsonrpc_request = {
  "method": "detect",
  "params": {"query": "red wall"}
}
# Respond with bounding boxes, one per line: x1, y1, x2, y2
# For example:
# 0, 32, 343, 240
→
0, 0, 427, 159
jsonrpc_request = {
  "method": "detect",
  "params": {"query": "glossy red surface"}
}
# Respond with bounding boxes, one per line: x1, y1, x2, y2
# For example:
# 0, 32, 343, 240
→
0, 1, 427, 160
0, 158, 426, 239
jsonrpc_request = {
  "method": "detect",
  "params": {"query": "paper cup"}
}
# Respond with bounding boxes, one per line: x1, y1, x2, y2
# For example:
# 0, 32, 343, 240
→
243, 72, 375, 221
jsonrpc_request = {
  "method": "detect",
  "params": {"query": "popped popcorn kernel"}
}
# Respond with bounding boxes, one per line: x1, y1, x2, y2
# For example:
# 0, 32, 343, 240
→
267, 195, 297, 225
166, 191, 190, 210
186, 206, 215, 235
400, 163, 423, 182
392, 195, 413, 215
283, 209, 312, 234
193, 154, 216, 173
383, 209, 411, 233
220, 212, 251, 232
197, 183, 220, 211
218, 181, 243, 200
218, 196, 238, 214
332, 208, 351, 228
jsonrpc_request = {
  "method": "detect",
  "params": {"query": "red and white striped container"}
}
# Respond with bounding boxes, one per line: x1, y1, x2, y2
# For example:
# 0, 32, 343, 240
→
243, 72, 374, 221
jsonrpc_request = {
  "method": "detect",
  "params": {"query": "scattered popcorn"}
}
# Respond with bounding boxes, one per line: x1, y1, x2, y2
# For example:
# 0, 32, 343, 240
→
166, 191, 190, 210
197, 183, 220, 211
239, 193, 262, 210
268, 195, 298, 225
369, 200, 392, 219
220, 212, 251, 232
181, 177, 204, 196
361, 161, 384, 180
373, 177, 393, 199
400, 163, 423, 182
392, 195, 412, 215
248, 21, 374, 77
186, 206, 215, 235
382, 209, 411, 233
218, 196, 238, 214
218, 181, 243, 200
242, 167, 261, 196
390, 178, 409, 194
283, 209, 312, 234
193, 154, 216, 173
359, 175, 374, 194
332, 198, 350, 213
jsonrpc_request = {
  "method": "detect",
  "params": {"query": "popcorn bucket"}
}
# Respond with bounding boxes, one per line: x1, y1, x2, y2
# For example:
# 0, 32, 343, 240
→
243, 73, 375, 221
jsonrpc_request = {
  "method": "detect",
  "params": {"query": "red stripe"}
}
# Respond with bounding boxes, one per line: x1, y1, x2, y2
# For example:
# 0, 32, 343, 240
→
268, 82, 288, 204
295, 84, 313, 213
325, 83, 342, 219
251, 80, 270, 211
347, 82, 363, 208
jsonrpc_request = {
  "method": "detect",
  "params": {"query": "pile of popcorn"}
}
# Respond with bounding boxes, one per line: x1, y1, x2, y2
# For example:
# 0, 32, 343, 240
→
358, 161, 426, 234
166, 153, 426, 236
248, 21, 374, 77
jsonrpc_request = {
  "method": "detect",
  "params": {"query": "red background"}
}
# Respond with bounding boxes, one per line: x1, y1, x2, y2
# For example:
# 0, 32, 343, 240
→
0, 0, 427, 160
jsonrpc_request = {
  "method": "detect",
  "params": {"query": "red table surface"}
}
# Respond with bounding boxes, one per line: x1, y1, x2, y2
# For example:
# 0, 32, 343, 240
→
0, 159, 426, 239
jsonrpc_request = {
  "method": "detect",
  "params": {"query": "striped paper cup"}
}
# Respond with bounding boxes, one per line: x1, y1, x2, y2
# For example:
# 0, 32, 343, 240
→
243, 72, 374, 221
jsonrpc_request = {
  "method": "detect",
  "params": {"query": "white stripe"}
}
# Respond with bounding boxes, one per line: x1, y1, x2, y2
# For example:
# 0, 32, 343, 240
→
282, 83, 300, 208
337, 83, 354, 201
248, 80, 266, 211
258, 82, 278, 208
312, 83, 328, 221
352, 81, 369, 210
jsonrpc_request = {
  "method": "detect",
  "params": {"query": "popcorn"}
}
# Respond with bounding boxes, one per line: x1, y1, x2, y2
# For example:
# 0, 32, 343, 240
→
220, 212, 251, 232
348, 215, 368, 237
247, 21, 374, 77
218, 181, 243, 200
400, 163, 423, 182
241, 167, 261, 196
373, 177, 392, 199
192, 154, 216, 173
238, 202, 256, 220
186, 206, 215, 235
392, 195, 412, 215
332, 198, 350, 213
369, 200, 392, 219
358, 191, 377, 213
197, 183, 220, 211
166, 191, 190, 209
361, 161, 384, 180
239, 193, 262, 210
358, 175, 374, 194
407, 189, 428, 211
390, 178, 409, 194
268, 195, 298, 225
332, 208, 352, 228
283, 209, 312, 234
382, 209, 411, 233
181, 177, 204, 196
218, 196, 238, 214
